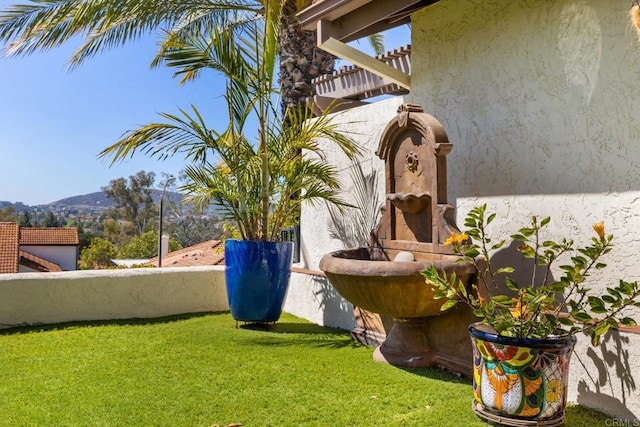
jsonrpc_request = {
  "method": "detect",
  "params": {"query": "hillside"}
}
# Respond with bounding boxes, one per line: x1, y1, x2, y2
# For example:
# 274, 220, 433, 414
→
46, 192, 114, 210
1, 190, 219, 216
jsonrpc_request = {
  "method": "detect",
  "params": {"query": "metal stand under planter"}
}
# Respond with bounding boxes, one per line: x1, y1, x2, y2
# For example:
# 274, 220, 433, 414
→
225, 240, 293, 324
468, 322, 577, 427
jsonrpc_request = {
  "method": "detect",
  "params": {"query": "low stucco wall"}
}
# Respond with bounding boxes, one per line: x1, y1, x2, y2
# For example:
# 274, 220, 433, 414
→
285, 270, 355, 330
0, 266, 352, 331
0, 266, 227, 328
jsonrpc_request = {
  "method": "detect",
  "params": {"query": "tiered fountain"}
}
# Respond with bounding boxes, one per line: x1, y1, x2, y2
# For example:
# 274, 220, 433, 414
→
320, 104, 477, 375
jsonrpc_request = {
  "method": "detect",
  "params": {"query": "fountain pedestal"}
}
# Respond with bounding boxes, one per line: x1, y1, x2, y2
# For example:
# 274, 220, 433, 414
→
371, 304, 479, 376
374, 318, 433, 368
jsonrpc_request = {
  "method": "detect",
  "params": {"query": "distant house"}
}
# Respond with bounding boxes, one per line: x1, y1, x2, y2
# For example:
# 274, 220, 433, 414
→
109, 259, 151, 268
147, 240, 224, 268
0, 223, 20, 273
0, 223, 79, 273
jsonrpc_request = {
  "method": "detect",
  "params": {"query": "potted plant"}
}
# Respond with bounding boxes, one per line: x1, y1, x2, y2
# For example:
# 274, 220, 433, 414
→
99, 6, 360, 324
422, 204, 640, 426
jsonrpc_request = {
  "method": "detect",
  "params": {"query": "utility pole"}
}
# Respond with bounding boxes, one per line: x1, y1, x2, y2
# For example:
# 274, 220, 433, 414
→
158, 176, 176, 268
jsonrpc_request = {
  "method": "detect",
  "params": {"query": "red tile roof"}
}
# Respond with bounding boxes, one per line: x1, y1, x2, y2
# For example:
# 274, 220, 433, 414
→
19, 227, 79, 246
0, 222, 20, 273
19, 250, 62, 272
148, 240, 225, 267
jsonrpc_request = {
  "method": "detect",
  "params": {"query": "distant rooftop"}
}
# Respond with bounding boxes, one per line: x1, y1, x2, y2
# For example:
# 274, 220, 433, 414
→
19, 250, 62, 272
20, 227, 79, 246
148, 240, 225, 268
0, 223, 20, 273
110, 259, 151, 268
0, 223, 69, 273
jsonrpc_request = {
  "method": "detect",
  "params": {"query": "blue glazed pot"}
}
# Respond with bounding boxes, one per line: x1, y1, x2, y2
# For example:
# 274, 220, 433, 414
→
224, 239, 293, 323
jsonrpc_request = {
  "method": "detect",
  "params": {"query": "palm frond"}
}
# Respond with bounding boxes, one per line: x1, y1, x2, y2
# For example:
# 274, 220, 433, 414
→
98, 105, 222, 166
368, 33, 385, 56
0, 0, 264, 67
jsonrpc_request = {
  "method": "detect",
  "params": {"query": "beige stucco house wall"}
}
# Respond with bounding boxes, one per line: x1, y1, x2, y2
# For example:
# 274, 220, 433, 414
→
408, 0, 640, 419
20, 245, 78, 271
297, 0, 640, 421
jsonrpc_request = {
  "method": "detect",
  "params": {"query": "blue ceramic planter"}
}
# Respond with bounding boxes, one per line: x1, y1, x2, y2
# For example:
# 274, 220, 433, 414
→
224, 239, 293, 323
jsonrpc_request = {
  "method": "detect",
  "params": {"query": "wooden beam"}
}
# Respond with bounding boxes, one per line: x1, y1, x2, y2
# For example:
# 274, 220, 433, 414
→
329, 0, 433, 43
298, 0, 439, 41
317, 35, 410, 90
298, 0, 373, 31
339, 17, 412, 44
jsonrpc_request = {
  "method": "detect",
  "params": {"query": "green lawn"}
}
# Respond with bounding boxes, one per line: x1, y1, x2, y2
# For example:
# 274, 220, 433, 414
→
0, 312, 609, 426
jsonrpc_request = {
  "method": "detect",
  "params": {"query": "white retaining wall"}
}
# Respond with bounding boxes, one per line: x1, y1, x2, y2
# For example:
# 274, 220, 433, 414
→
0, 266, 227, 327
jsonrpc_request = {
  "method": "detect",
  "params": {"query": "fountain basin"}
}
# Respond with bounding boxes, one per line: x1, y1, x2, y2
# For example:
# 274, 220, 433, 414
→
319, 247, 476, 319
319, 246, 477, 371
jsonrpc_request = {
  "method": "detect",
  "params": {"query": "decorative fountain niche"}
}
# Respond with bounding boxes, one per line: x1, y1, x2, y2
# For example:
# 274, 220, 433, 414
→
320, 104, 478, 375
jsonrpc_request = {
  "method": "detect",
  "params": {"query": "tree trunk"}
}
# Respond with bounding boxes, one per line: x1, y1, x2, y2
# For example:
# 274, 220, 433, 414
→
279, 0, 336, 112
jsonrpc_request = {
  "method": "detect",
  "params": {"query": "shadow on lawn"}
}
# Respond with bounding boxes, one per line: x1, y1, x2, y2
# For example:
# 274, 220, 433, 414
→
398, 366, 472, 385
0, 311, 223, 335
240, 321, 346, 335
238, 321, 362, 349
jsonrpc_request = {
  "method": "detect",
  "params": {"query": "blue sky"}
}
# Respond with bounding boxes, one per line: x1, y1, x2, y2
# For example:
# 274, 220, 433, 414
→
0, 1, 409, 205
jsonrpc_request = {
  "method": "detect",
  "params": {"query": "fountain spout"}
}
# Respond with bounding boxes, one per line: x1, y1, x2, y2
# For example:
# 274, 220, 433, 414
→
372, 104, 459, 257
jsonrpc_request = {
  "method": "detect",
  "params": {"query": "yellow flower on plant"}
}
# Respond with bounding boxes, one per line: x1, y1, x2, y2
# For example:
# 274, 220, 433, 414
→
510, 299, 525, 319
592, 221, 605, 239
443, 231, 469, 246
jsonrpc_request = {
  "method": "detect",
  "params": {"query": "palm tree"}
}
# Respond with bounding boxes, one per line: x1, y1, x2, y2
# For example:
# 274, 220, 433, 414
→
97, 9, 360, 241
0, 0, 338, 109
278, 0, 329, 111
0, 1, 260, 66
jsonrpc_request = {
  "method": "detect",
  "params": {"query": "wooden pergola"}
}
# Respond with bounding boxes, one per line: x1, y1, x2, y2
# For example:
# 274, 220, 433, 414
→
297, 0, 438, 111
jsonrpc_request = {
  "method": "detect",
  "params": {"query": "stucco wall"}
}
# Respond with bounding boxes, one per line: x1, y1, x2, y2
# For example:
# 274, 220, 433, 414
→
299, 96, 404, 271
408, 0, 640, 419
21, 245, 78, 270
294, 97, 405, 331
0, 266, 227, 327
0, 264, 354, 332
285, 271, 355, 330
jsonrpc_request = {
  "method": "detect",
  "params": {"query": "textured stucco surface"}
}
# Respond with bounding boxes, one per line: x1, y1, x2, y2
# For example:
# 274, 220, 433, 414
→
292, 97, 405, 330
21, 245, 78, 270
298, 0, 640, 419
408, 0, 640, 419
285, 271, 356, 330
0, 266, 227, 327
299, 96, 404, 271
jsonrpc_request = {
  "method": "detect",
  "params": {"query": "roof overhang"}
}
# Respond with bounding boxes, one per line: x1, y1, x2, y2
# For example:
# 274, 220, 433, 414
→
298, 0, 439, 43
297, 0, 439, 92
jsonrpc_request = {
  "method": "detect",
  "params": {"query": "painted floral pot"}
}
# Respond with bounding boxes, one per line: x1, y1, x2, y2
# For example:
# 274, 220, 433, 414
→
225, 240, 293, 323
469, 322, 577, 426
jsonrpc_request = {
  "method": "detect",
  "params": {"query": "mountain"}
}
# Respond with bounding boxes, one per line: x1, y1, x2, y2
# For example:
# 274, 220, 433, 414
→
42, 190, 186, 213
2, 190, 218, 216
45, 191, 114, 210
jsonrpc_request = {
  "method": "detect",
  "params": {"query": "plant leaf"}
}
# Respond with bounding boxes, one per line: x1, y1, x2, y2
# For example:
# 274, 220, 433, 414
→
440, 299, 458, 312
